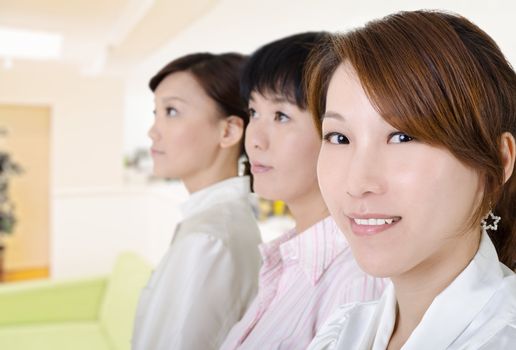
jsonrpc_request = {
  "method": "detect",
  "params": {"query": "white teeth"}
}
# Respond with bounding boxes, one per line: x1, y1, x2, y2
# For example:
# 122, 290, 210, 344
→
353, 218, 396, 226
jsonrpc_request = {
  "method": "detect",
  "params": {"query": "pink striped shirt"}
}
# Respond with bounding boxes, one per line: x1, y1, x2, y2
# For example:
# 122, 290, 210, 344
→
220, 216, 388, 350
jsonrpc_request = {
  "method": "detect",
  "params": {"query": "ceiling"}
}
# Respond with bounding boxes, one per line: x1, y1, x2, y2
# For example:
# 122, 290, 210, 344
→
0, 0, 219, 75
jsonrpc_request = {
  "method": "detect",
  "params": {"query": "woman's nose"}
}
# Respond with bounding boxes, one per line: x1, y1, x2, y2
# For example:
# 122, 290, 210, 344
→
345, 148, 387, 198
245, 122, 269, 152
148, 119, 160, 142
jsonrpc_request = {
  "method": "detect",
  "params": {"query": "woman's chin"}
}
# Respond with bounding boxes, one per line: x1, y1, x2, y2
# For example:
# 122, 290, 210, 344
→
152, 167, 177, 180
351, 249, 401, 278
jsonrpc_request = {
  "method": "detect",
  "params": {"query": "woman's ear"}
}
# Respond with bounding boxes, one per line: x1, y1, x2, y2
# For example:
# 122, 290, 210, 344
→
500, 132, 516, 183
220, 116, 244, 149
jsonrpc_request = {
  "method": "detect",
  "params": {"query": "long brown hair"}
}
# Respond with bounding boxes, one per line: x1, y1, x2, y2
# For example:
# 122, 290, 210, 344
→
307, 10, 516, 268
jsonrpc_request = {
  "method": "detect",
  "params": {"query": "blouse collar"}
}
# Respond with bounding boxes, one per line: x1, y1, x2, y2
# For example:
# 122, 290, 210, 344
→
368, 230, 508, 349
180, 176, 251, 219
259, 216, 349, 285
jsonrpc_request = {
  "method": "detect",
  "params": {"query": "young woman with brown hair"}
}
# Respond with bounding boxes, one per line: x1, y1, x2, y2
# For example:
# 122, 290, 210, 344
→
307, 10, 516, 349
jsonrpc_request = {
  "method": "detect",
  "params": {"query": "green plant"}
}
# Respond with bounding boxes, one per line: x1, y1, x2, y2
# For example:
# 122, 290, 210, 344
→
0, 152, 22, 234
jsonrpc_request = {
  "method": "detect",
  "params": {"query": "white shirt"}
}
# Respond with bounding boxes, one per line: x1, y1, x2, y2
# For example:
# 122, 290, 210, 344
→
308, 230, 516, 349
132, 176, 262, 350
221, 216, 388, 350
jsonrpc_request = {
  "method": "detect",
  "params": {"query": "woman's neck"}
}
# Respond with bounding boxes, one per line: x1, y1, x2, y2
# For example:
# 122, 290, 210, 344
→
183, 164, 238, 194
387, 230, 481, 349
287, 186, 330, 233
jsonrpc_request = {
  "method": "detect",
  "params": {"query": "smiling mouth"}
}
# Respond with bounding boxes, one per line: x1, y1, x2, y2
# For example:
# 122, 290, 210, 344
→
348, 215, 402, 236
352, 217, 401, 226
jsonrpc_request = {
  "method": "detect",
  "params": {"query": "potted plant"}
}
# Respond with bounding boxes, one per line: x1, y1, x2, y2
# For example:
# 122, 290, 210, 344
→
0, 152, 22, 281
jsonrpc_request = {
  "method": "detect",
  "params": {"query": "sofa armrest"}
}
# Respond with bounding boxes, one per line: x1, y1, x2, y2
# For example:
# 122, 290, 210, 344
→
0, 277, 108, 325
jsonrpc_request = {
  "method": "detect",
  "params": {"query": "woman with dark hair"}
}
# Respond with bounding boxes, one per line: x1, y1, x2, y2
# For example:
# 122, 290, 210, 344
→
307, 10, 516, 349
132, 53, 262, 350
220, 33, 386, 350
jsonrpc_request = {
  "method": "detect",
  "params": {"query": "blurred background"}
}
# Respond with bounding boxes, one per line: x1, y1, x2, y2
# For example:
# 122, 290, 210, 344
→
0, 0, 515, 282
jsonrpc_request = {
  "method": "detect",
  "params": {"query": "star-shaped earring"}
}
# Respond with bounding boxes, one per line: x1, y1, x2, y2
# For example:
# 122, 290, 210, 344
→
481, 210, 501, 232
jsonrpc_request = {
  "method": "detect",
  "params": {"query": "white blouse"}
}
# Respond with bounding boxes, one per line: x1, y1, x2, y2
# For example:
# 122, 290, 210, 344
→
131, 176, 262, 350
308, 230, 516, 349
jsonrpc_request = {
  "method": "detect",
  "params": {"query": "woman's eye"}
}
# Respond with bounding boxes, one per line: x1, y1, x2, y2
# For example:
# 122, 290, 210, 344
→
248, 108, 257, 118
323, 132, 349, 145
274, 111, 290, 123
389, 132, 414, 144
165, 107, 178, 117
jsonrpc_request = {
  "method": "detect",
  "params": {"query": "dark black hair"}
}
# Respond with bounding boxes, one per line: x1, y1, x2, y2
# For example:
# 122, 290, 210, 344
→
241, 32, 328, 109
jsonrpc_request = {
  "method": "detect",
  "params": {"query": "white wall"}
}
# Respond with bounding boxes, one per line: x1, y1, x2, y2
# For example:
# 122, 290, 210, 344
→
0, 62, 125, 188
124, 0, 516, 154
52, 182, 189, 278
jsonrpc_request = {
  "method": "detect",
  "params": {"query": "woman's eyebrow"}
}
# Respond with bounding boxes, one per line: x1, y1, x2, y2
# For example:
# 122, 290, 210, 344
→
323, 111, 346, 121
162, 96, 187, 103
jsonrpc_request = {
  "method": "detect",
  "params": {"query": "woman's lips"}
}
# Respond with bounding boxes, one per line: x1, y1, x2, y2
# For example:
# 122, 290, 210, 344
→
150, 149, 165, 156
348, 214, 402, 236
251, 163, 273, 174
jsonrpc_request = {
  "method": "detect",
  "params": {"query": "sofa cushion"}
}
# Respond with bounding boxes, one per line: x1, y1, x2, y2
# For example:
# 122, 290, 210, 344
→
99, 252, 152, 350
0, 321, 112, 350
0, 277, 107, 325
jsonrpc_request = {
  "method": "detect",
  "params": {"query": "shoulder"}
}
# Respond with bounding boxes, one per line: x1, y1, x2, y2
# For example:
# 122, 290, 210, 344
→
457, 274, 516, 348
169, 232, 228, 260
172, 219, 261, 271
178, 198, 260, 242
473, 323, 516, 349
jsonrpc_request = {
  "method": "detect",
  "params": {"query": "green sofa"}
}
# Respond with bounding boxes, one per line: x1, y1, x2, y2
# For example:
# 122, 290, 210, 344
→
0, 252, 152, 350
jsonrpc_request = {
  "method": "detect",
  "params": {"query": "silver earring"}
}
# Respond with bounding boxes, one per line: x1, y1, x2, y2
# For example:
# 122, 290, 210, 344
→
481, 210, 501, 232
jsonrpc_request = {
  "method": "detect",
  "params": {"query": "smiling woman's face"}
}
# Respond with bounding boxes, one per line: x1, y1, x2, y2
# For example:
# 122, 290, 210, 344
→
148, 71, 223, 181
318, 62, 483, 278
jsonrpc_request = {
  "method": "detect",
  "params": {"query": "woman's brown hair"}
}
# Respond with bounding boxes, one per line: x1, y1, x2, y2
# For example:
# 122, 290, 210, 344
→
307, 10, 516, 268
150, 52, 252, 178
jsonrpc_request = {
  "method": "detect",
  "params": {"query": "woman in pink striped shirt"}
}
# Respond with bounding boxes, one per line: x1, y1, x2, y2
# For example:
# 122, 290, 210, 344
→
220, 32, 388, 350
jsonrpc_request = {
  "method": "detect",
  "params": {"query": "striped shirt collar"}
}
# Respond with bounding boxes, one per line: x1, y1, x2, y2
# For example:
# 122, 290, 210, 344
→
259, 216, 349, 285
